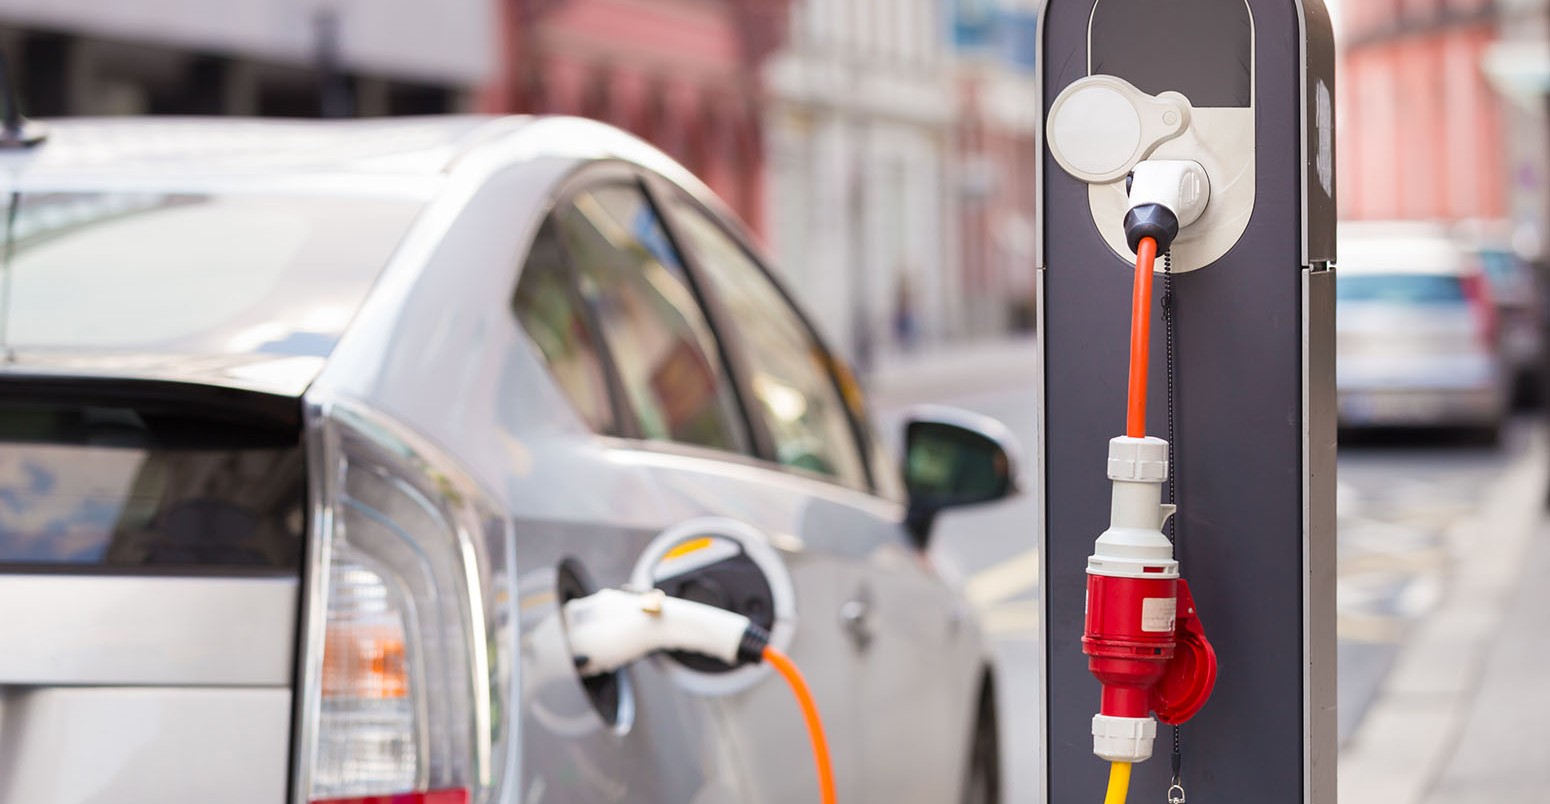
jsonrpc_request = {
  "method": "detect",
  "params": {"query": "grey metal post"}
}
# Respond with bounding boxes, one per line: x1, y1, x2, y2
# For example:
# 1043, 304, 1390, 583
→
1038, 0, 1337, 801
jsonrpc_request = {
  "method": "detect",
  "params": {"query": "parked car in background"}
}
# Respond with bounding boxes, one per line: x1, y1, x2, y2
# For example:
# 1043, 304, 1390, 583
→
1457, 220, 1544, 407
0, 117, 1011, 804
1336, 221, 1507, 441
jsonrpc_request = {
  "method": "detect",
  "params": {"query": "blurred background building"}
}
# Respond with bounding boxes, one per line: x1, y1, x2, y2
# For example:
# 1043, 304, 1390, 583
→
484, 0, 789, 241
760, 0, 1038, 371
0, 0, 1045, 371
1337, 0, 1548, 268
762, 0, 956, 371
1484, 0, 1549, 268
5, 0, 1545, 366
0, 0, 492, 117
949, 0, 1039, 342
1339, 0, 1506, 223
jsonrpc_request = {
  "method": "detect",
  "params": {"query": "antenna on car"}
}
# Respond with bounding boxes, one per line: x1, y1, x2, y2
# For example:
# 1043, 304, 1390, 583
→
0, 51, 46, 149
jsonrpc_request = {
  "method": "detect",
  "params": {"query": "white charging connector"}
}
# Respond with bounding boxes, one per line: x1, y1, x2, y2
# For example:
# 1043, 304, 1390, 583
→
1123, 160, 1211, 254
1129, 160, 1210, 228
563, 587, 768, 677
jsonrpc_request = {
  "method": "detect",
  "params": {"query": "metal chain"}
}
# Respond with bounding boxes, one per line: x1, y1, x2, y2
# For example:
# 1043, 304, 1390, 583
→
1162, 249, 1179, 545
1161, 250, 1185, 804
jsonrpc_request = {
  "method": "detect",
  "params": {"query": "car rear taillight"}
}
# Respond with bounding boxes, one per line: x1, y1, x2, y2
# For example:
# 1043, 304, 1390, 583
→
1460, 271, 1498, 350
315, 555, 418, 795
298, 402, 510, 804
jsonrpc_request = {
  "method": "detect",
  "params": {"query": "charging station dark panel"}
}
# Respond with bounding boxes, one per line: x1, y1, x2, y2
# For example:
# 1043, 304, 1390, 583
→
1043, 0, 1335, 800
1090, 0, 1253, 108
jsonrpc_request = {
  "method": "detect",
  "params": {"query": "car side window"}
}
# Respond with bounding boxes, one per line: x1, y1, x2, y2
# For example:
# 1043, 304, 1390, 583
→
512, 217, 618, 434
555, 184, 747, 454
665, 197, 870, 489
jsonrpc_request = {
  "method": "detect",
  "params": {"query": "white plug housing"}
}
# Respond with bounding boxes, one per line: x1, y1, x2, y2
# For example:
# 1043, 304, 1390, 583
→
1089, 436, 1179, 580
1128, 160, 1211, 229
563, 588, 754, 677
1093, 713, 1158, 763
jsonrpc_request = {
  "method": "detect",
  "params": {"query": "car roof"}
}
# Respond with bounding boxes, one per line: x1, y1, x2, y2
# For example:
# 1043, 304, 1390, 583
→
1337, 220, 1471, 276
2, 116, 523, 193
1, 115, 712, 198
0, 115, 725, 397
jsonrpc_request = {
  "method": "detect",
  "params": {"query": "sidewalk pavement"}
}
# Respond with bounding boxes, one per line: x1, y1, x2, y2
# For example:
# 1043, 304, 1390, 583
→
1339, 428, 1550, 803
863, 336, 1038, 408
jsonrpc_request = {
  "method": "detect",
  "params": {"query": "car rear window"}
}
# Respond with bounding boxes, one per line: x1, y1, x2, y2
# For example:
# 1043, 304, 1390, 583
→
0, 403, 304, 571
2, 192, 421, 357
1336, 274, 1465, 304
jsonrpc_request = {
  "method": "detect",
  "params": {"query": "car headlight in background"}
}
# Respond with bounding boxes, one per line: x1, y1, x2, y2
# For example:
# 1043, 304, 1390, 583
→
300, 402, 512, 804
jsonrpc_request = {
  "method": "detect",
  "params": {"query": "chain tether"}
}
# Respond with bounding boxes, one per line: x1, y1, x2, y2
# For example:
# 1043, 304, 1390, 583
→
1161, 250, 1186, 802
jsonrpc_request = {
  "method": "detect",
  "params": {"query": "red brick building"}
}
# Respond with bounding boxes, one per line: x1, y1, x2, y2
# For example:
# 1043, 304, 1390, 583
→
1339, 0, 1508, 222
486, 0, 791, 233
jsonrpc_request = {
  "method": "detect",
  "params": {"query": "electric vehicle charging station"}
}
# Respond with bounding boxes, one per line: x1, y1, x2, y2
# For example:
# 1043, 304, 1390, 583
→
1040, 0, 1337, 801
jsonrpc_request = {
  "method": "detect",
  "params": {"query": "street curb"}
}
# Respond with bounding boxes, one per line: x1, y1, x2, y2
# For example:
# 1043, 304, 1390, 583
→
1337, 427, 1548, 804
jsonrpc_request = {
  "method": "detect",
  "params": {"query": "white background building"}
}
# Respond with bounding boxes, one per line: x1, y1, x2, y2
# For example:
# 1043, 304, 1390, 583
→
763, 0, 1041, 372
1487, 0, 1549, 268
0, 0, 494, 117
763, 0, 959, 372
949, 0, 1039, 340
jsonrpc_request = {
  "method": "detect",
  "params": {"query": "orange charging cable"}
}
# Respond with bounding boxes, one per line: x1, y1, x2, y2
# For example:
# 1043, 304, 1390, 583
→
1127, 237, 1159, 438
764, 645, 837, 804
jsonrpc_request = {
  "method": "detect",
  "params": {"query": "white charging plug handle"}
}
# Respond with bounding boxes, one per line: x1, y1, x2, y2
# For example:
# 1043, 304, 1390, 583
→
1128, 160, 1211, 229
563, 588, 755, 677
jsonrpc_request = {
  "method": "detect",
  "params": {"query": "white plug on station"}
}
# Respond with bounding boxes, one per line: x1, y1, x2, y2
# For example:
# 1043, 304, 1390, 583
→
1122, 160, 1211, 254
1129, 161, 1210, 229
1047, 73, 1250, 272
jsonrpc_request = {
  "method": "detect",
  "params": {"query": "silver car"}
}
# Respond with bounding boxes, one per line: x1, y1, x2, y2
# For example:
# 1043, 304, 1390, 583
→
0, 117, 1011, 804
1336, 221, 1507, 440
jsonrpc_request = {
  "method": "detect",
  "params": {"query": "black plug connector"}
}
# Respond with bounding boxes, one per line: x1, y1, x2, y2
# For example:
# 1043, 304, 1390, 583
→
1124, 203, 1180, 254
738, 623, 772, 664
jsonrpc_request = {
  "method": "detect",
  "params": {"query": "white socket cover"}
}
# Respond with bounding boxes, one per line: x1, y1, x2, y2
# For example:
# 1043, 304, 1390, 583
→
1047, 74, 1258, 273
1047, 75, 1192, 184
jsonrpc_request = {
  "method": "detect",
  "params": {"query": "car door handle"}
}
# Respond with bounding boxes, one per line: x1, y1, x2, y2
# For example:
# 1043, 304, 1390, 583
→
839, 598, 873, 651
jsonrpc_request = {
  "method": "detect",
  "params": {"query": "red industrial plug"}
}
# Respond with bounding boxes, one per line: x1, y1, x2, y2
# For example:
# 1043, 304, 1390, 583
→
1082, 436, 1217, 761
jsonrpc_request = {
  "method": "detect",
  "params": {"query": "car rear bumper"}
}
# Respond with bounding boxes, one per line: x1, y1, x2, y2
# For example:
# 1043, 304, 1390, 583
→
1337, 386, 1502, 427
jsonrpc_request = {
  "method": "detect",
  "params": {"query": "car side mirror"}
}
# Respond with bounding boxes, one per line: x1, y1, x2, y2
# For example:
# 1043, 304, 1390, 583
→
902, 405, 1021, 546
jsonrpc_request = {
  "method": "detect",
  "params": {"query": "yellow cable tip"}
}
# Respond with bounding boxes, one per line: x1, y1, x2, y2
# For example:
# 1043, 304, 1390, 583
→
1104, 761, 1132, 804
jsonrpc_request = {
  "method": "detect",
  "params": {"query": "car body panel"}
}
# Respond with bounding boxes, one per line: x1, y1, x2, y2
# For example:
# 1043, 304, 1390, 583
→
0, 575, 295, 686
0, 115, 989, 804
0, 687, 291, 804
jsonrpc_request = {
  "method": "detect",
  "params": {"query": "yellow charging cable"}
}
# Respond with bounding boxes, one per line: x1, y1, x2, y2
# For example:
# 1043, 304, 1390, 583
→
1104, 761, 1132, 804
